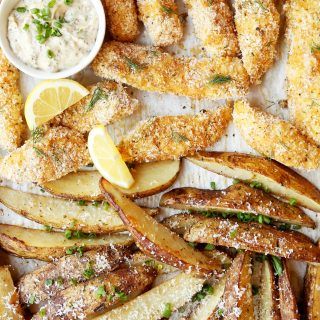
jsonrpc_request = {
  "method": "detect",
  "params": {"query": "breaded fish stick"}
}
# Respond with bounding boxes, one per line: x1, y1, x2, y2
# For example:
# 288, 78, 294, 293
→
0, 50, 26, 151
233, 100, 320, 170
52, 81, 139, 134
234, 0, 280, 84
186, 0, 239, 57
286, 0, 320, 145
137, 0, 183, 46
0, 126, 90, 184
103, 0, 139, 42
118, 105, 232, 163
92, 41, 250, 100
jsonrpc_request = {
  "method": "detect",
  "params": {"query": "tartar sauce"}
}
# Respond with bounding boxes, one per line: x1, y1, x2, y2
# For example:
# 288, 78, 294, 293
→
7, 0, 99, 72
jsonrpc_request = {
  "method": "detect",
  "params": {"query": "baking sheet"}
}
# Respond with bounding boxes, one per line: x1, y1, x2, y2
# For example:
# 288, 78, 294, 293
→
0, 0, 319, 303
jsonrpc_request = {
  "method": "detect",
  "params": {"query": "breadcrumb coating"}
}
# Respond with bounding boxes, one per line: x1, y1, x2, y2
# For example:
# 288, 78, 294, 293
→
103, 0, 140, 41
52, 81, 140, 133
118, 104, 232, 163
137, 0, 183, 46
0, 126, 90, 184
186, 0, 239, 57
234, 0, 280, 84
286, 0, 320, 145
0, 50, 26, 151
92, 41, 250, 100
233, 100, 320, 170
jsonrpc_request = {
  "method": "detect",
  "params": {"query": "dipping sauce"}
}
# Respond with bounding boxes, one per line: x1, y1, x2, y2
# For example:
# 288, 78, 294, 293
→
7, 0, 99, 72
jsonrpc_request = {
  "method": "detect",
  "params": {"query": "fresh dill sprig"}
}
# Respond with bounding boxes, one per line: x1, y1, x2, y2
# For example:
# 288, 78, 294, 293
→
85, 87, 109, 112
208, 75, 232, 85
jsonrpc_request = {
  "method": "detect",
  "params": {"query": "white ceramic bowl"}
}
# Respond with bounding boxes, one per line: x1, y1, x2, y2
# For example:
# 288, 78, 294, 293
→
0, 0, 106, 79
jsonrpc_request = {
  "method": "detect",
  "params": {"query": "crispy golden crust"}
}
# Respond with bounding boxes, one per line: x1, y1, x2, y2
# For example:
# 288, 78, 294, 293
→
286, 0, 320, 145
0, 50, 26, 151
51, 81, 139, 134
103, 0, 139, 41
186, 0, 239, 57
160, 183, 315, 228
0, 126, 90, 184
92, 41, 250, 99
304, 242, 320, 320
118, 105, 232, 163
33, 266, 157, 320
137, 0, 183, 46
18, 247, 130, 305
220, 252, 254, 320
278, 260, 300, 320
233, 100, 320, 170
234, 0, 280, 84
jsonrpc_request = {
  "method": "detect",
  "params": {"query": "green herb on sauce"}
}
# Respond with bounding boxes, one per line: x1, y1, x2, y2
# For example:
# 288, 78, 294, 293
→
162, 303, 173, 318
47, 49, 55, 59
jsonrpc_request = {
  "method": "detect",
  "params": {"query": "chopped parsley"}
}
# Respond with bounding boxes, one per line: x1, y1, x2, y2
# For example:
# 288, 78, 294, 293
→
39, 308, 46, 317
162, 303, 173, 318
209, 75, 231, 85
233, 179, 240, 184
92, 200, 100, 207
160, 5, 175, 14
96, 285, 107, 299
192, 284, 214, 301
204, 243, 215, 251
115, 288, 128, 302
44, 225, 53, 232
210, 181, 216, 190
28, 294, 36, 305
85, 87, 109, 112
271, 255, 283, 276
23, 23, 30, 31
83, 263, 95, 279
70, 278, 78, 285
103, 202, 110, 210
56, 276, 64, 286
66, 245, 84, 256
47, 49, 55, 59
188, 242, 196, 248
229, 228, 238, 239
289, 198, 297, 206
16, 7, 27, 13
31, 127, 45, 143
65, 0, 73, 5
77, 200, 86, 206
45, 279, 54, 287
64, 230, 72, 239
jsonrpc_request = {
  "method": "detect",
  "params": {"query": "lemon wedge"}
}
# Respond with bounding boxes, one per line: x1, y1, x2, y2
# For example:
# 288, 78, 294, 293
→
25, 79, 89, 129
88, 125, 134, 189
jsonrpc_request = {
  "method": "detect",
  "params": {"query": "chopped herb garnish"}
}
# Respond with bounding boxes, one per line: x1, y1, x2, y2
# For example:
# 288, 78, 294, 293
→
48, 0, 56, 8
83, 264, 95, 279
47, 49, 55, 59
252, 284, 259, 295
210, 181, 216, 190
217, 308, 224, 316
16, 7, 27, 13
64, 0, 73, 5
209, 75, 231, 85
160, 5, 175, 14
292, 224, 301, 230
64, 230, 72, 239
92, 201, 100, 207
192, 284, 214, 301
70, 278, 78, 285
66, 245, 84, 256
229, 228, 238, 238
45, 279, 54, 286
103, 202, 110, 210
271, 255, 283, 276
204, 243, 215, 251
289, 198, 297, 206
249, 181, 263, 189
44, 225, 53, 232
56, 276, 64, 286
188, 242, 196, 248
162, 303, 173, 318
254, 0, 267, 11
233, 179, 240, 184
125, 57, 144, 72
311, 44, 320, 53
172, 131, 189, 143
77, 200, 86, 206
115, 288, 128, 302
255, 253, 266, 262
28, 294, 36, 305
23, 23, 30, 31
39, 308, 46, 317
33, 146, 46, 157
96, 285, 107, 299
85, 87, 109, 112
31, 127, 45, 143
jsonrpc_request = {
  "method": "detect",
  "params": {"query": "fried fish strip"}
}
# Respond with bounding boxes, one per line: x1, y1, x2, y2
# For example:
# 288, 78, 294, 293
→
286, 0, 320, 145
234, 0, 280, 84
103, 0, 139, 41
186, 0, 239, 57
233, 100, 320, 170
52, 81, 139, 134
137, 0, 183, 46
92, 41, 250, 100
0, 50, 26, 151
0, 126, 90, 184
118, 105, 232, 163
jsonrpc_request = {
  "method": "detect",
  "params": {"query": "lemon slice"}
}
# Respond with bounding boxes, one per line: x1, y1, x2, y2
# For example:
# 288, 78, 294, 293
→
25, 79, 89, 129
88, 125, 134, 189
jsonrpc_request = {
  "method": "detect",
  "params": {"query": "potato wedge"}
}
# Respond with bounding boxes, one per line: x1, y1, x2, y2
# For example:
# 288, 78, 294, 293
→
0, 186, 158, 234
219, 252, 254, 319
94, 272, 205, 320
304, 242, 320, 320
164, 213, 320, 263
42, 160, 181, 201
188, 151, 320, 212
0, 267, 23, 319
18, 246, 130, 305
188, 277, 226, 320
160, 183, 315, 228
252, 258, 280, 320
278, 259, 300, 319
33, 265, 157, 320
0, 224, 133, 261
100, 179, 221, 275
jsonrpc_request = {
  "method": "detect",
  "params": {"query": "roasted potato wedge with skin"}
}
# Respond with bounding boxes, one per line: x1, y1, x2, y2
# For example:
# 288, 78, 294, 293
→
160, 183, 315, 228
42, 160, 181, 201
18, 246, 130, 305
165, 213, 320, 263
304, 242, 320, 320
278, 259, 300, 320
0, 186, 158, 234
33, 265, 157, 320
233, 100, 320, 170
100, 179, 221, 275
220, 252, 254, 319
94, 272, 205, 320
0, 224, 133, 261
0, 267, 23, 320
188, 151, 320, 213
252, 258, 280, 320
